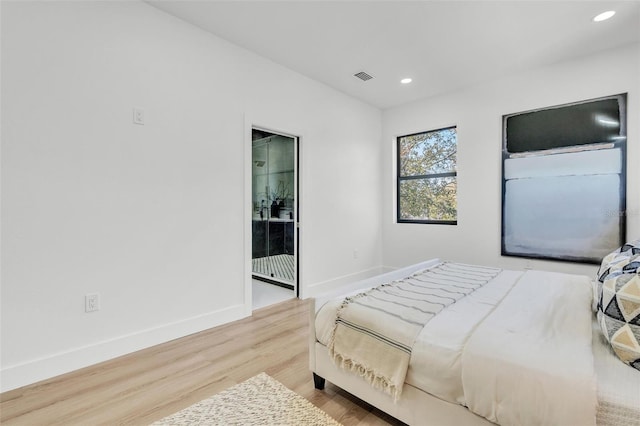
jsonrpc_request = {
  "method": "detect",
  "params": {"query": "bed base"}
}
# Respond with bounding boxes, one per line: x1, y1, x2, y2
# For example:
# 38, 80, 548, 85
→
313, 372, 325, 390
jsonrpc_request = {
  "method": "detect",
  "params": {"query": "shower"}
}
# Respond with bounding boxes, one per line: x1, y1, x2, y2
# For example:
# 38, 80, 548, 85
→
251, 129, 297, 291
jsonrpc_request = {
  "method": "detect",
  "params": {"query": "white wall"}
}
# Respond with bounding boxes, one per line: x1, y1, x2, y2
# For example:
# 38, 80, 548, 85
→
381, 43, 640, 276
0, 1, 382, 391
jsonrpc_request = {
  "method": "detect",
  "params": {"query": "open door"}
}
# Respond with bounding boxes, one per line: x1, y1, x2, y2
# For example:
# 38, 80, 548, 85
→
251, 128, 298, 297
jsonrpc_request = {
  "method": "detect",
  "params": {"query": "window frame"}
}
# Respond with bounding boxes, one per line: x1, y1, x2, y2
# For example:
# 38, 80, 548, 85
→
396, 126, 458, 225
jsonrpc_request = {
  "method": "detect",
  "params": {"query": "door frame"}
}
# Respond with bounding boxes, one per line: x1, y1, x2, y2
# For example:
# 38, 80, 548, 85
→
243, 117, 301, 315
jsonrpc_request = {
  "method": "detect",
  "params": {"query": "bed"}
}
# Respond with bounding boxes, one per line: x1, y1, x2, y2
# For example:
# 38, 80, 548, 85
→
309, 259, 640, 426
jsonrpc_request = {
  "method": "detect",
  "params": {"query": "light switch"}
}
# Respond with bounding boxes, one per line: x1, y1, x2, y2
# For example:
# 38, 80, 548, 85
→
133, 107, 145, 125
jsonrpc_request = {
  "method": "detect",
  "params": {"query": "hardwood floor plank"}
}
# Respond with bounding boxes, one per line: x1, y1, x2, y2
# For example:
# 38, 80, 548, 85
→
1, 299, 401, 425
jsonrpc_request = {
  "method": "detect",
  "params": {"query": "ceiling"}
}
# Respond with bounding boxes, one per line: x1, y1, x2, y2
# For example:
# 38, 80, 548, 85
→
148, 1, 640, 109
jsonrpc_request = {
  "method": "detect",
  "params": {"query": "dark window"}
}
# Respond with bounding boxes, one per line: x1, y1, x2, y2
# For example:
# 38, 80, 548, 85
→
505, 97, 623, 153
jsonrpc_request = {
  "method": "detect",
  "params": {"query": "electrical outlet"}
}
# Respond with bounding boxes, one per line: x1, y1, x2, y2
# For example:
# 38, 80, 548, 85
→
353, 249, 359, 259
85, 293, 100, 313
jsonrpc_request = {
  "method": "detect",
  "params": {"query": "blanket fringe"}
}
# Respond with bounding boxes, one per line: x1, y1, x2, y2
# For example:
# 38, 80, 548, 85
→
328, 294, 403, 402
329, 350, 403, 402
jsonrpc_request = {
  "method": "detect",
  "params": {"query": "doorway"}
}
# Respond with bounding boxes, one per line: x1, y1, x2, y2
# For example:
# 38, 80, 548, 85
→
251, 128, 298, 306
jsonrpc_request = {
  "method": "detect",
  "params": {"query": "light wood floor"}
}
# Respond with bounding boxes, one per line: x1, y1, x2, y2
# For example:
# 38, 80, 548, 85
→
0, 299, 405, 425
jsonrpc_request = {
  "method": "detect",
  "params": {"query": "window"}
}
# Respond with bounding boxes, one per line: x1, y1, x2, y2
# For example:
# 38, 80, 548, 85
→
501, 94, 626, 262
397, 127, 457, 224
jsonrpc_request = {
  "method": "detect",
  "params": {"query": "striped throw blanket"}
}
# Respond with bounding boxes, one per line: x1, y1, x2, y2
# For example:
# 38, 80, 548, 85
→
328, 262, 501, 401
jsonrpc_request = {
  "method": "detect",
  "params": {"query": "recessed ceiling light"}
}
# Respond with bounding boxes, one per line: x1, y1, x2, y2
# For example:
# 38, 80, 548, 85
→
401, 78, 412, 84
593, 10, 615, 22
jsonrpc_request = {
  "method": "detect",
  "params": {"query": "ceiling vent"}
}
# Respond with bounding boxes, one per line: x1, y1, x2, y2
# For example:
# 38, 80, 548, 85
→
354, 71, 374, 81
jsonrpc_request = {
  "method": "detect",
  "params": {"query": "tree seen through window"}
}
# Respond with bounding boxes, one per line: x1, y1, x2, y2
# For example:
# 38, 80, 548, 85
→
397, 127, 457, 223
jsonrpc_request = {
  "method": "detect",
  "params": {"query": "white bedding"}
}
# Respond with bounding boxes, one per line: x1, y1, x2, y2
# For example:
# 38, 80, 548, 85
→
407, 269, 521, 404
593, 320, 640, 426
315, 262, 638, 425
328, 262, 500, 401
316, 268, 523, 404
461, 270, 596, 426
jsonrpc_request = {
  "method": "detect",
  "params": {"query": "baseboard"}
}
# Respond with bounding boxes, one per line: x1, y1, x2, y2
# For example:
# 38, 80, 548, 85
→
303, 265, 387, 299
0, 303, 246, 393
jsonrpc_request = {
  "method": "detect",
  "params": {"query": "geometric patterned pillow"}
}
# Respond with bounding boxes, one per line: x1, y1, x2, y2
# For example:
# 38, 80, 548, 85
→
597, 239, 640, 283
596, 240, 640, 371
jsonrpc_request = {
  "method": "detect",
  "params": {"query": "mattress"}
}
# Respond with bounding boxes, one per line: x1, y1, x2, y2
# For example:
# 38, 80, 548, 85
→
315, 262, 640, 425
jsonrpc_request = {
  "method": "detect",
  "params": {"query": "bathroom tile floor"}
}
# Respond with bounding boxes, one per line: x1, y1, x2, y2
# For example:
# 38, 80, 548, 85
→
252, 279, 295, 310
252, 254, 295, 282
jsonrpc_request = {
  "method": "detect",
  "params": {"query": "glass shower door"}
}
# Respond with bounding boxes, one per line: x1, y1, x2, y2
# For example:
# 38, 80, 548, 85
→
251, 131, 296, 289
252, 140, 270, 276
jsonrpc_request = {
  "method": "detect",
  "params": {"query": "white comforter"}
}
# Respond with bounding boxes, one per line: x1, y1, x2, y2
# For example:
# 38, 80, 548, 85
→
316, 267, 598, 426
462, 270, 597, 426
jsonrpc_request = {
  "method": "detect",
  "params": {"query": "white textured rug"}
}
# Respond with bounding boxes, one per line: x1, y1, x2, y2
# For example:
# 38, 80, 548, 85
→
152, 373, 342, 426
